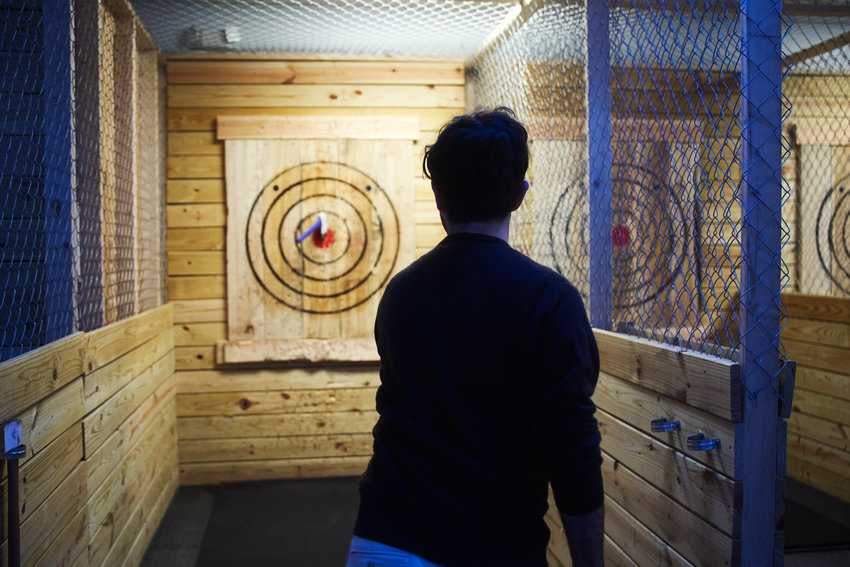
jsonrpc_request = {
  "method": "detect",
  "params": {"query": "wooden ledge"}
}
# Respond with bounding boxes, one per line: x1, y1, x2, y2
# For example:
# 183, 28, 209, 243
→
217, 115, 420, 140
593, 329, 743, 422
216, 338, 379, 364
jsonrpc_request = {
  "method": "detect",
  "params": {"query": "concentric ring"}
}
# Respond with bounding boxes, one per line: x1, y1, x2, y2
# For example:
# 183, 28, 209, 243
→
245, 162, 400, 313
815, 181, 850, 295
548, 163, 688, 308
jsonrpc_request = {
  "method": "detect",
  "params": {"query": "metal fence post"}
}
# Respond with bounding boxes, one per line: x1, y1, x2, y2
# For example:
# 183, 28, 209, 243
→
585, 0, 613, 330
737, 0, 784, 564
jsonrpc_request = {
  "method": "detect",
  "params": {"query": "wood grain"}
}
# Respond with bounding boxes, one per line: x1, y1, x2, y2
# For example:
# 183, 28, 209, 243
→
594, 371, 735, 477
174, 322, 227, 346
597, 409, 735, 535
83, 326, 174, 411
167, 251, 226, 276
604, 495, 693, 567
177, 410, 378, 440
175, 367, 379, 393
168, 60, 464, 85
167, 276, 227, 300
172, 299, 227, 323
85, 304, 172, 372
179, 455, 371, 486
217, 115, 420, 140
788, 447, 850, 504
601, 453, 732, 566
168, 106, 459, 132
169, 84, 464, 109
169, 131, 221, 155
782, 316, 850, 349
19, 464, 87, 567
179, 432, 373, 463
788, 410, 849, 452
783, 337, 849, 376
176, 387, 377, 417
166, 204, 226, 228
166, 227, 225, 251
218, 338, 379, 363
167, 155, 223, 179
0, 332, 86, 421
594, 330, 742, 421
166, 179, 225, 203
82, 350, 175, 456
793, 365, 850, 402
175, 346, 217, 370
791, 387, 850, 427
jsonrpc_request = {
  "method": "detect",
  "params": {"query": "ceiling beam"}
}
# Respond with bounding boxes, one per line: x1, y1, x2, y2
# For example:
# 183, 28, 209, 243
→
784, 3, 850, 17
788, 27, 850, 66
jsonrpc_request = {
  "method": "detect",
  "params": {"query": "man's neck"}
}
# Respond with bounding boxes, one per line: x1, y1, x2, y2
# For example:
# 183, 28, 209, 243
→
441, 213, 511, 243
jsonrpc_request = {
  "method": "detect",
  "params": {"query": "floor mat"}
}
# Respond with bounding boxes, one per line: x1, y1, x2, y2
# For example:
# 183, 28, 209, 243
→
784, 480, 850, 551
196, 476, 361, 567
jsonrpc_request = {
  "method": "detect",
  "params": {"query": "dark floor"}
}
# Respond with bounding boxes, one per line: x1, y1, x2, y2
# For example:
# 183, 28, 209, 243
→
141, 477, 360, 567
141, 476, 850, 567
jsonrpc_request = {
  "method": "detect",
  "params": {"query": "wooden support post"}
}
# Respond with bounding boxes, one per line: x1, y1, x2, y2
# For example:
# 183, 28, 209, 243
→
585, 0, 613, 329
74, 0, 105, 331
736, 1, 783, 564
42, 0, 74, 343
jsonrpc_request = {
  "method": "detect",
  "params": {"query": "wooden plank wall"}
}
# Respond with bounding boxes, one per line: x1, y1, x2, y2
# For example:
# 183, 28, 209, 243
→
782, 293, 850, 503
0, 304, 176, 567
165, 54, 465, 484
545, 330, 742, 567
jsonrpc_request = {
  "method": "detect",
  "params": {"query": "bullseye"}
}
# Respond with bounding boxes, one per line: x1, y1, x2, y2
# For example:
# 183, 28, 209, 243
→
313, 228, 335, 249
612, 224, 630, 246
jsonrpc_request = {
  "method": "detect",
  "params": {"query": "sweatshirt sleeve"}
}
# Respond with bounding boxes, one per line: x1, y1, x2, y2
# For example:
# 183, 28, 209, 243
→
528, 283, 603, 515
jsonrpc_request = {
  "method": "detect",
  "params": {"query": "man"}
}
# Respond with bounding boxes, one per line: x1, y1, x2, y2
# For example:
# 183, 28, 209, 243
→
348, 108, 604, 567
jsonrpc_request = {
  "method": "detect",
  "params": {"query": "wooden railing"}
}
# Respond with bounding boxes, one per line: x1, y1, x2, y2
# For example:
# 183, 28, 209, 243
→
0, 304, 176, 567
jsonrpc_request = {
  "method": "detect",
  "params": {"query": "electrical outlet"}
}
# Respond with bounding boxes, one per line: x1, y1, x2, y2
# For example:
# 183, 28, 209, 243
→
2, 420, 23, 454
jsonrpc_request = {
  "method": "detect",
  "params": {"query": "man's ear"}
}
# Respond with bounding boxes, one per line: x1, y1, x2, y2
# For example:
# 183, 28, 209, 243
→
431, 182, 446, 212
511, 180, 530, 212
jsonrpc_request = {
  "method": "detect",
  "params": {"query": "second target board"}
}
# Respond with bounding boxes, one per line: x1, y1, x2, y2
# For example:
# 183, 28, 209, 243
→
548, 163, 689, 308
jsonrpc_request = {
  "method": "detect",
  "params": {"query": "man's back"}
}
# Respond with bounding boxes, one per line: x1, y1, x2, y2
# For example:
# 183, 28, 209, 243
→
354, 232, 601, 567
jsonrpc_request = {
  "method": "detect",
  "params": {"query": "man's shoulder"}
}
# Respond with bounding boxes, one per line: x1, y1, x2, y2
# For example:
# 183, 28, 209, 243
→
502, 247, 579, 294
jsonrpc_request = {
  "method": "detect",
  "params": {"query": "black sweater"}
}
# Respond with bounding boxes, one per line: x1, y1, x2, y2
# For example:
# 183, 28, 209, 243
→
354, 233, 602, 567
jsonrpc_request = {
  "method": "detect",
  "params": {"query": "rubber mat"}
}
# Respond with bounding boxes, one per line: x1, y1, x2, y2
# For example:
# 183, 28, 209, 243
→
785, 480, 850, 551
196, 476, 361, 567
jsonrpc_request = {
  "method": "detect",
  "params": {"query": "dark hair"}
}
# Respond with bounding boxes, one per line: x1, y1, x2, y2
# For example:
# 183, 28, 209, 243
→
423, 107, 529, 223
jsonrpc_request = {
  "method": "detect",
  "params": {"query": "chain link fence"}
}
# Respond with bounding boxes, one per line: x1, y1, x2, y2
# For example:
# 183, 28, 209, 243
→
469, 0, 850, 376
4, 0, 848, 371
471, 0, 749, 357
784, 7, 850, 297
1, 0, 165, 363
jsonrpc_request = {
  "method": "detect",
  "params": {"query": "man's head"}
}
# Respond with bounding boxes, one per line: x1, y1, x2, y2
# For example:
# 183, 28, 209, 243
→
424, 107, 529, 224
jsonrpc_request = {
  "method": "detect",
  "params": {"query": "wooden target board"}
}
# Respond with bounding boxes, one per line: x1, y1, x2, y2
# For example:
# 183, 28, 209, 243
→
529, 121, 701, 332
217, 116, 417, 363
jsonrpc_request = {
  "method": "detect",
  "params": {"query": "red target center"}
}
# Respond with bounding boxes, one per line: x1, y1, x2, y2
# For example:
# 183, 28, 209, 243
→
612, 224, 630, 246
312, 228, 335, 248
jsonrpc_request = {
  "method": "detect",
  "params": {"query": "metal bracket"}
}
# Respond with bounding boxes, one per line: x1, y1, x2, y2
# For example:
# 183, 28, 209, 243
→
687, 431, 721, 452
2, 445, 26, 460
651, 417, 681, 432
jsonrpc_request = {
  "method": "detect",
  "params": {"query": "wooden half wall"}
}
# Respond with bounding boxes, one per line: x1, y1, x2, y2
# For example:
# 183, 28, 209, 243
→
546, 330, 749, 567
0, 304, 176, 567
782, 293, 850, 504
166, 54, 465, 484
